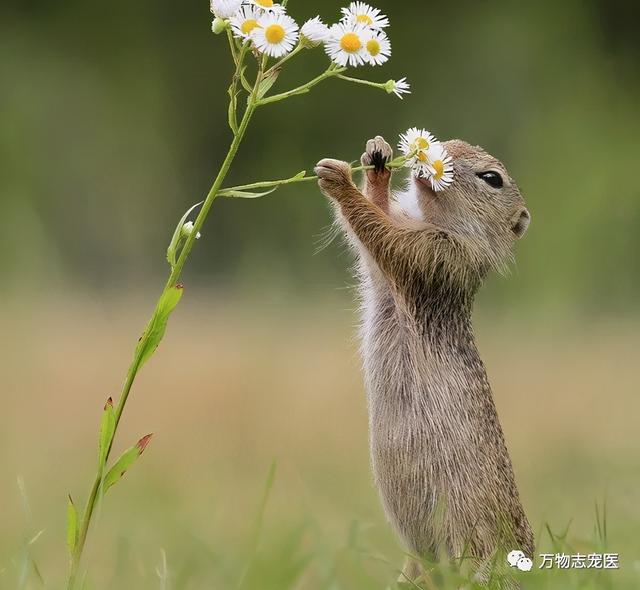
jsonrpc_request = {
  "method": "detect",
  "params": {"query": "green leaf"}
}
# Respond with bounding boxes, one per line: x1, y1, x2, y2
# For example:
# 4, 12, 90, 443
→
228, 82, 239, 134
135, 284, 184, 368
102, 434, 153, 493
239, 66, 253, 94
387, 155, 408, 168
98, 397, 116, 468
291, 170, 307, 181
219, 187, 279, 199
166, 202, 203, 268
218, 171, 307, 199
66, 495, 78, 556
257, 67, 281, 99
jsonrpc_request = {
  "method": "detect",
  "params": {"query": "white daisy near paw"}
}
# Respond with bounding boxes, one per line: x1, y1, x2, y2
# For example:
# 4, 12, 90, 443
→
210, 0, 243, 19
248, 0, 284, 13
385, 77, 411, 100
517, 557, 533, 572
300, 17, 330, 47
325, 22, 369, 67
507, 550, 526, 568
341, 2, 389, 30
229, 5, 262, 40
252, 12, 299, 57
426, 143, 454, 192
398, 127, 436, 176
362, 29, 391, 66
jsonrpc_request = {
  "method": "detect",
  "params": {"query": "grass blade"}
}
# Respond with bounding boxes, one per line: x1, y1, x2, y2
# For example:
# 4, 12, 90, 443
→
237, 461, 277, 589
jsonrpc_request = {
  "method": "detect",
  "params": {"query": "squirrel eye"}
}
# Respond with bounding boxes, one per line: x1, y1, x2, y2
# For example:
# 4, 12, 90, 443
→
477, 171, 504, 189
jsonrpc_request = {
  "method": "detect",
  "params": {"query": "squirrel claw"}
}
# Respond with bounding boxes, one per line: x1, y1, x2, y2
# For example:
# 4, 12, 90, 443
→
370, 150, 387, 172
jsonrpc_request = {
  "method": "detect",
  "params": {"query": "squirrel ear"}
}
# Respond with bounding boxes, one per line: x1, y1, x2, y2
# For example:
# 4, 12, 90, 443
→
511, 207, 530, 239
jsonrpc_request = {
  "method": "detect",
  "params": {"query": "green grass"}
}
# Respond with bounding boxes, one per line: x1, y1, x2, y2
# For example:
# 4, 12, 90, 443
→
4, 477, 637, 590
0, 298, 638, 589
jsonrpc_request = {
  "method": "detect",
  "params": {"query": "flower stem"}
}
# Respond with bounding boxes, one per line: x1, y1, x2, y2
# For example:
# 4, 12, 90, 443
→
265, 43, 304, 76
227, 29, 239, 66
257, 65, 346, 106
218, 162, 407, 195
66, 56, 265, 590
336, 74, 385, 90
66, 25, 406, 587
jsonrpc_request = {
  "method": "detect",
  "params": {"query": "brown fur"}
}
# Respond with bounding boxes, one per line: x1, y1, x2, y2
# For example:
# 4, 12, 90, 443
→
315, 136, 534, 585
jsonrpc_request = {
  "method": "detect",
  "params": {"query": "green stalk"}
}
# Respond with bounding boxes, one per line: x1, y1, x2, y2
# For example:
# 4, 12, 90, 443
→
66, 56, 265, 590
257, 65, 345, 105
264, 42, 304, 76
336, 74, 386, 90
218, 162, 408, 195
66, 20, 405, 585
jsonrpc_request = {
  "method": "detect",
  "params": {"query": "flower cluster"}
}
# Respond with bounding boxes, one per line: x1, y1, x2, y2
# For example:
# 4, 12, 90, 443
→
326, 2, 390, 67
211, 1, 407, 95
399, 128, 455, 191
210, 0, 299, 57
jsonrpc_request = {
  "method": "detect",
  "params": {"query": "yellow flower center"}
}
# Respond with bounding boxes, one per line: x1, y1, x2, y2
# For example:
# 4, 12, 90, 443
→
416, 137, 429, 150
265, 23, 286, 44
356, 14, 373, 25
366, 39, 381, 56
255, 0, 274, 7
433, 160, 445, 180
417, 151, 429, 163
241, 19, 259, 34
340, 32, 362, 53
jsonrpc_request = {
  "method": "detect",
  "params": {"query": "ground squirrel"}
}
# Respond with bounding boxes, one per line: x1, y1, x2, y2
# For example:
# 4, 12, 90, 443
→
315, 136, 534, 585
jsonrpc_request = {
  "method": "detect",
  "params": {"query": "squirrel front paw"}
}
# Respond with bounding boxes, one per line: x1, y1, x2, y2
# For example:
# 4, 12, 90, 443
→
361, 136, 393, 211
361, 136, 393, 179
315, 158, 354, 201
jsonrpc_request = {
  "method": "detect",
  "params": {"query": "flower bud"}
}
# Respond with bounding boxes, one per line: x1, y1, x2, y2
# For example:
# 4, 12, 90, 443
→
300, 17, 330, 48
384, 77, 411, 99
136, 433, 154, 455
211, 17, 228, 35
182, 221, 201, 240
210, 0, 243, 20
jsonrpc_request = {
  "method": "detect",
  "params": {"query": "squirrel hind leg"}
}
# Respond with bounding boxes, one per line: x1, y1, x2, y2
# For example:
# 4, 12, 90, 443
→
397, 556, 424, 586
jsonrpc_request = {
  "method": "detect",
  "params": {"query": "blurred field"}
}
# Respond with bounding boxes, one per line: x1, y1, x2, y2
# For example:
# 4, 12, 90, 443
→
2, 0, 640, 587
1, 295, 639, 589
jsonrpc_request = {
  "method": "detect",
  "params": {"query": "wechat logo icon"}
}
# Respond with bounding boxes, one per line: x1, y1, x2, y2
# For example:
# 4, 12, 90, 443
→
507, 550, 533, 572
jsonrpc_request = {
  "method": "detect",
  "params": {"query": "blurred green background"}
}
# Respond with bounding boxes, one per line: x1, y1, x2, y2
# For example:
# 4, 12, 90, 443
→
1, 1, 639, 589
1, 0, 638, 310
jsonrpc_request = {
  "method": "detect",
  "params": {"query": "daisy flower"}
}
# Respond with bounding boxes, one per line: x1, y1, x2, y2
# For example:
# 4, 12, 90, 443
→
399, 127, 437, 175
385, 77, 411, 99
426, 143, 455, 191
341, 2, 389, 30
249, 0, 284, 12
252, 11, 299, 58
301, 17, 330, 46
210, 0, 243, 19
362, 29, 391, 65
325, 22, 369, 67
230, 5, 262, 40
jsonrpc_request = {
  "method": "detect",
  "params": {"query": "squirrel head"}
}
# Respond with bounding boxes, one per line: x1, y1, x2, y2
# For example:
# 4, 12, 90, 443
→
411, 140, 530, 274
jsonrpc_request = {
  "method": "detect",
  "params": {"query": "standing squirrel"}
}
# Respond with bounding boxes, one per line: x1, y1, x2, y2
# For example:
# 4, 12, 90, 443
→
315, 136, 534, 585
